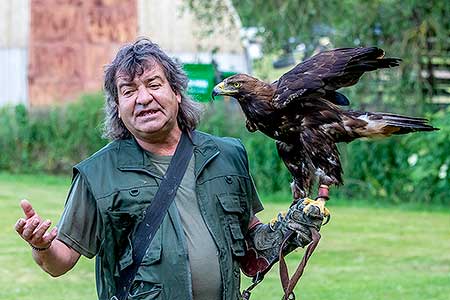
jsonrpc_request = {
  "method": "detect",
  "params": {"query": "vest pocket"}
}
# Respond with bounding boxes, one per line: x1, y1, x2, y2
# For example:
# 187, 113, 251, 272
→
228, 223, 246, 256
117, 229, 163, 272
107, 208, 162, 276
217, 194, 244, 213
107, 210, 139, 258
217, 194, 246, 257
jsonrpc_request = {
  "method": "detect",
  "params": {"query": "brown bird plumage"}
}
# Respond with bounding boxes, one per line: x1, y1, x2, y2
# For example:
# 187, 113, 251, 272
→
212, 47, 438, 199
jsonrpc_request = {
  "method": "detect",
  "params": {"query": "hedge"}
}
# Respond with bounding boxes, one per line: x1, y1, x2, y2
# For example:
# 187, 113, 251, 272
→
0, 94, 448, 205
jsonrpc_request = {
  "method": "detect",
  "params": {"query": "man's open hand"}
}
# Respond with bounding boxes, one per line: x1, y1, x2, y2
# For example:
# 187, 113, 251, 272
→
15, 200, 57, 250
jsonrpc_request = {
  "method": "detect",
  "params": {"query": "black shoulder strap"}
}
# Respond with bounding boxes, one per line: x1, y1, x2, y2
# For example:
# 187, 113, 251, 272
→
112, 131, 194, 300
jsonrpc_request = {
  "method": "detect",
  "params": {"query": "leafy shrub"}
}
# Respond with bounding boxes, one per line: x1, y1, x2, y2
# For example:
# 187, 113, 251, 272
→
0, 93, 107, 174
336, 108, 449, 205
0, 95, 447, 205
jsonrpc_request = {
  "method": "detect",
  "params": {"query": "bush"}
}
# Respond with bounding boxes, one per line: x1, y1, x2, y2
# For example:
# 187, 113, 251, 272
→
0, 93, 107, 174
0, 95, 447, 205
199, 101, 449, 205
336, 108, 449, 205
198, 101, 291, 195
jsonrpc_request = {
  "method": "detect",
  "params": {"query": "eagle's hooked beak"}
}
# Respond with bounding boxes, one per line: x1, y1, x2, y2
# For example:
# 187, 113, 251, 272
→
212, 82, 225, 100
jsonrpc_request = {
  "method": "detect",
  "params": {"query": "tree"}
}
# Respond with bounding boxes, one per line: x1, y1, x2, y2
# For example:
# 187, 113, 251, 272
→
185, 0, 449, 113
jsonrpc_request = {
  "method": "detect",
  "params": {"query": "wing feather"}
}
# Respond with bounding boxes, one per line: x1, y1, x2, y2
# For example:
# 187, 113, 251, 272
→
272, 47, 401, 109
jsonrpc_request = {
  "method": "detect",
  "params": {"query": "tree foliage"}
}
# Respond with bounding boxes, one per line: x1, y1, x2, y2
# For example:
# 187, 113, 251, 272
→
184, 1, 449, 203
185, 0, 449, 111
0, 95, 447, 204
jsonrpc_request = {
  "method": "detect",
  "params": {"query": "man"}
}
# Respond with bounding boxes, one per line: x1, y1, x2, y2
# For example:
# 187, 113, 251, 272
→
15, 38, 321, 300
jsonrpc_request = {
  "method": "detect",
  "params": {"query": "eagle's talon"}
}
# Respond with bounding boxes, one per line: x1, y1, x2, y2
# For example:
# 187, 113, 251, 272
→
269, 211, 287, 227
301, 198, 331, 219
322, 214, 331, 226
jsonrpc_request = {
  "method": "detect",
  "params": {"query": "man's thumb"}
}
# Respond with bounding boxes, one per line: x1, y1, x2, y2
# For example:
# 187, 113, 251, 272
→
20, 199, 36, 219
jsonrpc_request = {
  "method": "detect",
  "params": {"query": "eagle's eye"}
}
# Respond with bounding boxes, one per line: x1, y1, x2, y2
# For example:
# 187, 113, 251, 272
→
233, 82, 241, 88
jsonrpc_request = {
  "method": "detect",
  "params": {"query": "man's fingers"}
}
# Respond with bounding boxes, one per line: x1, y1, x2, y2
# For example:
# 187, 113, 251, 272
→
20, 199, 36, 219
16, 200, 52, 248
31, 220, 52, 242
21, 217, 40, 240
42, 227, 58, 244
15, 218, 26, 234
287, 221, 307, 232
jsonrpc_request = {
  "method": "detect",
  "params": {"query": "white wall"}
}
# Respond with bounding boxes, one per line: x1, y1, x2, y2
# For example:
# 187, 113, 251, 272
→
0, 48, 28, 105
137, 0, 249, 73
0, 0, 30, 105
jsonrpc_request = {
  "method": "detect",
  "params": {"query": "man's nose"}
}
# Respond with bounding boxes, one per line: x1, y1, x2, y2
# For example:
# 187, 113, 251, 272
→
136, 86, 153, 105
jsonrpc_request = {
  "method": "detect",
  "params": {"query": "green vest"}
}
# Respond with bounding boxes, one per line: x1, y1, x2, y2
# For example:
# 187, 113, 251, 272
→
74, 131, 260, 300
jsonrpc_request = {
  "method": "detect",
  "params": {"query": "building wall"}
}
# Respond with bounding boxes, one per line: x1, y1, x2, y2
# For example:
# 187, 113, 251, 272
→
0, 0, 248, 106
138, 0, 249, 73
28, 0, 137, 106
0, 0, 30, 106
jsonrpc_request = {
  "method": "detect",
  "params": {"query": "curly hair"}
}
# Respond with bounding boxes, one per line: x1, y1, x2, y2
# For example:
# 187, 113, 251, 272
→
103, 38, 203, 140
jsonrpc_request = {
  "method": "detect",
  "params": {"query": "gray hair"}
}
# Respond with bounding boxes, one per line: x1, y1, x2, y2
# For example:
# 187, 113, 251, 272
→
103, 38, 203, 140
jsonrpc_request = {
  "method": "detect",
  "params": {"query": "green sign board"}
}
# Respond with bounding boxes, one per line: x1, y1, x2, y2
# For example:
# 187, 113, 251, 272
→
183, 63, 237, 102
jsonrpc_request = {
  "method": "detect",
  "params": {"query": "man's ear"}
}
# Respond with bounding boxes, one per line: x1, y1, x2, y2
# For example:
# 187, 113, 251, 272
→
176, 93, 182, 104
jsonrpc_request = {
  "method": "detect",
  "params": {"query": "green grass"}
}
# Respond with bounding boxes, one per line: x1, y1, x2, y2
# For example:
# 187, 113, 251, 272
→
1, 172, 449, 300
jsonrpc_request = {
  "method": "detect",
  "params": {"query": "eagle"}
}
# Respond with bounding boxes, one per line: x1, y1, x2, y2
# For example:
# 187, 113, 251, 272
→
212, 47, 438, 213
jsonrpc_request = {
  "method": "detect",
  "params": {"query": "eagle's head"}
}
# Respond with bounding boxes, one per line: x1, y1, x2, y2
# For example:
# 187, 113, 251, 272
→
212, 74, 272, 102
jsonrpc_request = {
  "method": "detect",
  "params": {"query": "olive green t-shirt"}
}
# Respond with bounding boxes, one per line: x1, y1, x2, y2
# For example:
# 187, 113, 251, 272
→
146, 152, 222, 300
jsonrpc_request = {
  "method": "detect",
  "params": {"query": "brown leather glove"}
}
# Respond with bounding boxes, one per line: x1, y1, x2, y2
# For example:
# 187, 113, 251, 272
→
239, 199, 324, 279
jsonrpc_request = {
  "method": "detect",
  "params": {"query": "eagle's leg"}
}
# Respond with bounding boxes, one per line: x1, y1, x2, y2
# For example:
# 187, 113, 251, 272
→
302, 185, 331, 221
290, 181, 306, 200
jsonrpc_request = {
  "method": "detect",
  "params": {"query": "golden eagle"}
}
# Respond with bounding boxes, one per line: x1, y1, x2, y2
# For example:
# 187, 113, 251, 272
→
212, 47, 437, 209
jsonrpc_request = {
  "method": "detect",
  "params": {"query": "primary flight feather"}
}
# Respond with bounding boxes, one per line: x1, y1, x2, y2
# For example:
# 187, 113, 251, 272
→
212, 47, 438, 200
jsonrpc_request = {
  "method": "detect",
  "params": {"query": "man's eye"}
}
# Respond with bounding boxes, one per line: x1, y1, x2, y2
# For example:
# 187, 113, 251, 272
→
122, 89, 135, 97
148, 83, 161, 89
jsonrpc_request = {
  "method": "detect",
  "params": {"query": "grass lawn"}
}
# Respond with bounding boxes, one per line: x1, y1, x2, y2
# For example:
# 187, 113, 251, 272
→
1, 172, 449, 300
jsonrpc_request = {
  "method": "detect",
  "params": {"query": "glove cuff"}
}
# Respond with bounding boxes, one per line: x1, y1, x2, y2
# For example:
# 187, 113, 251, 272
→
240, 200, 323, 278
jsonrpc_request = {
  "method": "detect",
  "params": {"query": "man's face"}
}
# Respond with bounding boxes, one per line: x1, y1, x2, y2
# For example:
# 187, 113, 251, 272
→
116, 62, 181, 142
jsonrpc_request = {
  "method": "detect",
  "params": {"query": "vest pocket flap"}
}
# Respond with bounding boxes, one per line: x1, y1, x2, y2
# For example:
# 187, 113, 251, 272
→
229, 223, 245, 257
108, 210, 137, 229
217, 194, 243, 213
229, 223, 244, 240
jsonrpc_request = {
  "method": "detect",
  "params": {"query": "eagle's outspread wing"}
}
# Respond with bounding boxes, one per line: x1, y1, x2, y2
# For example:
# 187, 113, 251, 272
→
212, 47, 437, 201
272, 47, 401, 109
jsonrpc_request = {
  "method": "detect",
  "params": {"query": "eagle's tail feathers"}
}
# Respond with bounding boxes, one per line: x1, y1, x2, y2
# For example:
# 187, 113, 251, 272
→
380, 113, 437, 131
352, 112, 439, 138
383, 122, 437, 135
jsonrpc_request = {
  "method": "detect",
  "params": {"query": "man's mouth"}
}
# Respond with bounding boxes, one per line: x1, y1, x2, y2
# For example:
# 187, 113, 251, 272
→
136, 109, 159, 117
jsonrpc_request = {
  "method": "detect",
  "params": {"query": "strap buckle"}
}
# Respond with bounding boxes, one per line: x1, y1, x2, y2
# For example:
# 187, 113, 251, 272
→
242, 272, 264, 300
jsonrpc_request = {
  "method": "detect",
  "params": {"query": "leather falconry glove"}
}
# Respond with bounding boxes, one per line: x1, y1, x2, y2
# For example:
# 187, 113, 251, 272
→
239, 199, 324, 280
